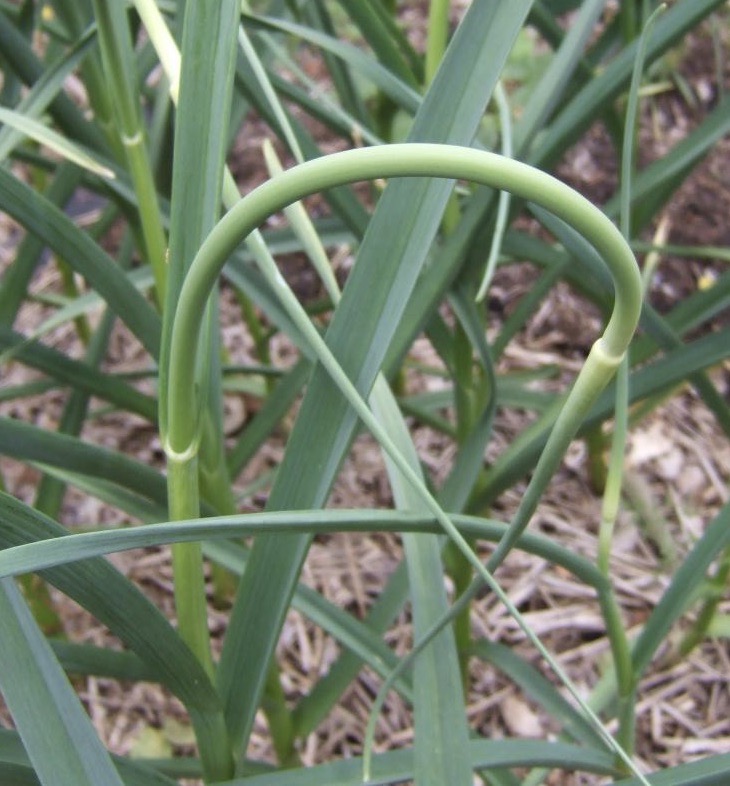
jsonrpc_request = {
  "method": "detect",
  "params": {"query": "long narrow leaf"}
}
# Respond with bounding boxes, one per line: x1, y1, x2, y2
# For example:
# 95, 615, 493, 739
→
0, 168, 161, 358
331, 0, 420, 87
606, 754, 730, 786
0, 106, 114, 176
0, 729, 179, 786
0, 493, 220, 713
632, 500, 730, 678
218, 739, 616, 786
532, 0, 727, 166
0, 327, 156, 421
0, 162, 83, 326
243, 14, 421, 114
370, 377, 472, 785
470, 639, 605, 749
0, 507, 604, 589
0, 578, 125, 786
260, 131, 471, 780
0, 28, 96, 161
606, 94, 730, 232
158, 2, 244, 778
472, 328, 730, 510
0, 417, 167, 506
0, 11, 107, 153
202, 540, 413, 702
219, 0, 535, 755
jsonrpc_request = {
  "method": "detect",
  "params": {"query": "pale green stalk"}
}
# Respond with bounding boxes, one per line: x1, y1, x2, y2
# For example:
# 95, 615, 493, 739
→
166, 143, 645, 781
598, 357, 629, 577
91, 1, 168, 304
136, 12, 644, 761
166, 450, 215, 678
640, 215, 671, 293
167, 153, 638, 762
167, 445, 234, 779
599, 4, 665, 755
136, 9, 303, 760
150, 3, 241, 778
167, 143, 641, 453
425, 0, 449, 86
475, 81, 512, 302
132, 0, 181, 102
123, 134, 168, 304
597, 357, 635, 755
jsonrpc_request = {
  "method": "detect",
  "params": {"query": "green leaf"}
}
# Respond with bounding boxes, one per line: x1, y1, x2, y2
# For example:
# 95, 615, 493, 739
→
0, 106, 114, 177
514, 0, 606, 151
605, 754, 730, 786
0, 729, 180, 786
0, 492, 220, 713
0, 578, 125, 786
532, 0, 727, 167
0, 161, 83, 326
0, 763, 37, 786
0, 489, 232, 784
0, 507, 603, 588
0, 11, 107, 153
244, 13, 421, 114
331, 0, 421, 87
369, 375, 472, 786
31, 463, 166, 525
50, 640, 157, 683
3, 265, 155, 351
470, 640, 604, 749
471, 327, 730, 511
218, 0, 536, 757
632, 500, 730, 678
706, 613, 730, 638
604, 95, 730, 231
0, 167, 161, 358
299, 1, 369, 124
227, 359, 311, 478
0, 327, 157, 421
202, 540, 412, 702
261, 133, 462, 773
0, 416, 168, 506
217, 739, 616, 785
439, 287, 497, 510
0, 26, 96, 162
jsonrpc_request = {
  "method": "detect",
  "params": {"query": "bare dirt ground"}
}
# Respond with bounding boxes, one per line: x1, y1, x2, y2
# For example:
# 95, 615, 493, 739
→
1, 7, 729, 785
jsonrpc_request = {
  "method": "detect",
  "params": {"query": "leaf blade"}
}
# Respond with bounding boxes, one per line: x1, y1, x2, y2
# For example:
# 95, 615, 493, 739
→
218, 0, 536, 755
0, 578, 125, 786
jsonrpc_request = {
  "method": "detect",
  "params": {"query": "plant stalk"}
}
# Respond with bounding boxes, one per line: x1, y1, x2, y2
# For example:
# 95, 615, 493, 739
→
166, 448, 215, 680
425, 0, 449, 86
166, 143, 644, 782
91, 1, 168, 304
167, 143, 641, 457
